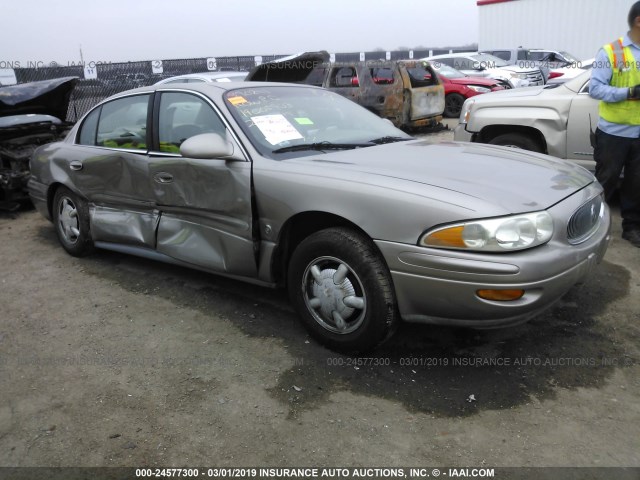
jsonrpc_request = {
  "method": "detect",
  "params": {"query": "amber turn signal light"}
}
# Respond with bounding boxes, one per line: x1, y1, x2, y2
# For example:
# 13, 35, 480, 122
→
476, 289, 525, 301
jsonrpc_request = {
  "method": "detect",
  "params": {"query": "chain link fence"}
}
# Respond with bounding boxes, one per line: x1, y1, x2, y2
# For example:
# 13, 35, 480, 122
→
7, 49, 468, 122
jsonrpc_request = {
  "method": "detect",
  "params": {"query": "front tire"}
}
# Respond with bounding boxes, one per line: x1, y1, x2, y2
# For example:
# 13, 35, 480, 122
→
287, 227, 398, 353
488, 132, 543, 153
52, 186, 94, 257
444, 93, 466, 118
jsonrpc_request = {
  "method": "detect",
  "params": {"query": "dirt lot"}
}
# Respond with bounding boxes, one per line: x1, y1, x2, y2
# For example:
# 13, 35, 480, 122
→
0, 123, 639, 472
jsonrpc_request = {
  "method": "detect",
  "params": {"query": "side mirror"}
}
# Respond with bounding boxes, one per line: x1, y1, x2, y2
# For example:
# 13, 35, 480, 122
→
179, 133, 240, 160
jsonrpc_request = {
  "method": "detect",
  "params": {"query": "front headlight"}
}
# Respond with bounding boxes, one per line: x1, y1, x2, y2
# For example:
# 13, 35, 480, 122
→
420, 211, 554, 252
468, 85, 491, 93
459, 98, 475, 124
510, 72, 528, 80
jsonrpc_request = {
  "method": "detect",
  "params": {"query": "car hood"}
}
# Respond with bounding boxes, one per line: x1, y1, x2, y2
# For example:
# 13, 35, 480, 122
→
0, 76, 78, 120
470, 84, 549, 99
284, 140, 593, 214
489, 64, 538, 73
247, 51, 330, 82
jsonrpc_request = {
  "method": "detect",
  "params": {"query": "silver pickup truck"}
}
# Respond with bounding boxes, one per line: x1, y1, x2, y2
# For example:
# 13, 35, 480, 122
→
453, 70, 597, 172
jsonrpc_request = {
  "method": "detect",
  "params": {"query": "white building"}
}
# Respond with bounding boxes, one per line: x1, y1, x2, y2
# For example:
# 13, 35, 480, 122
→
478, 0, 634, 61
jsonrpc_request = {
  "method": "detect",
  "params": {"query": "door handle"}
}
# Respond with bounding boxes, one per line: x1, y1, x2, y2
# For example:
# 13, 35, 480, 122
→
69, 161, 83, 171
154, 172, 174, 184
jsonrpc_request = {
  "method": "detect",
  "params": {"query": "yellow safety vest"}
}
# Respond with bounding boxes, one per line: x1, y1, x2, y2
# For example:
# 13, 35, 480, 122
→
598, 37, 640, 125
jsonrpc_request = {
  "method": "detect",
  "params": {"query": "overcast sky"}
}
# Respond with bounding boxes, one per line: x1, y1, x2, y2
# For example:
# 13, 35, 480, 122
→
2, 0, 479, 65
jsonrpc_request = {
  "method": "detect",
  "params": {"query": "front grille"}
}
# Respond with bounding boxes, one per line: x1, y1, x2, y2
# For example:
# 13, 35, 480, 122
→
567, 194, 605, 244
524, 70, 544, 85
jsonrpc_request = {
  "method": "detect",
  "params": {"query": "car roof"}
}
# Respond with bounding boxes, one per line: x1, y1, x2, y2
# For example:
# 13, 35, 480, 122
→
155, 71, 247, 84
102, 81, 324, 103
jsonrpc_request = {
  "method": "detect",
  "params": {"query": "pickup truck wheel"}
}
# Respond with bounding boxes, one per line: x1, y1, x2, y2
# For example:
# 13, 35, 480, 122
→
444, 93, 466, 118
52, 186, 94, 257
288, 227, 398, 353
488, 133, 543, 153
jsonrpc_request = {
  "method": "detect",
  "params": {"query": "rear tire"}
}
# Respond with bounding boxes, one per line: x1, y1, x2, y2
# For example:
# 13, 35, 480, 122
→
287, 227, 398, 353
52, 186, 94, 257
488, 132, 543, 153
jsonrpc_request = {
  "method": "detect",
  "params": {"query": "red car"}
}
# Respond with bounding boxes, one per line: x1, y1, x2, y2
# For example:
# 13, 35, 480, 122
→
432, 64, 505, 117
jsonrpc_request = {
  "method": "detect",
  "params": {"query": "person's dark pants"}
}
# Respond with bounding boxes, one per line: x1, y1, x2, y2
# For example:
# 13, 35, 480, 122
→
594, 128, 640, 233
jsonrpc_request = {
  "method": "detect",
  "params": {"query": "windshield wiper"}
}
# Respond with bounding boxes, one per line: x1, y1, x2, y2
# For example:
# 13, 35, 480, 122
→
368, 136, 412, 145
272, 141, 371, 154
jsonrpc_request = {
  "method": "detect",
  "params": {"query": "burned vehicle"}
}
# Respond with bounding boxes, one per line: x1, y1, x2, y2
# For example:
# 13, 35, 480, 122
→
0, 77, 77, 210
247, 52, 445, 130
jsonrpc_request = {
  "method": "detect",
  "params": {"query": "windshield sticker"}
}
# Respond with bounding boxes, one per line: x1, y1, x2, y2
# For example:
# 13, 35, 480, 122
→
228, 96, 248, 105
251, 114, 303, 145
294, 117, 314, 125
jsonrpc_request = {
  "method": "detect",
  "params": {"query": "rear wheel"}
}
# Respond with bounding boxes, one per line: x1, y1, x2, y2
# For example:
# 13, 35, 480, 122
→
288, 227, 398, 353
52, 186, 94, 257
444, 93, 466, 118
488, 132, 543, 153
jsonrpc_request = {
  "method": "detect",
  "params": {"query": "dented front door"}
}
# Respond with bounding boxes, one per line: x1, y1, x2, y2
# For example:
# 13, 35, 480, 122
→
148, 91, 256, 278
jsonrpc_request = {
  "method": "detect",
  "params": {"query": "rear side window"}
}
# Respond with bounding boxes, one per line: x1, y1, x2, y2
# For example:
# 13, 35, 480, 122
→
371, 68, 394, 85
95, 95, 150, 150
77, 107, 100, 145
330, 67, 359, 87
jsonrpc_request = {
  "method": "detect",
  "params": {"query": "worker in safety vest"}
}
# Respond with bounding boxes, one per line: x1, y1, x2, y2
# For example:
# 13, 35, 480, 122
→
590, 0, 640, 247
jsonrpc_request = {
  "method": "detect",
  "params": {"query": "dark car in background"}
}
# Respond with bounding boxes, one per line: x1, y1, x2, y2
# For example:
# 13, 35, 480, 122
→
431, 63, 504, 117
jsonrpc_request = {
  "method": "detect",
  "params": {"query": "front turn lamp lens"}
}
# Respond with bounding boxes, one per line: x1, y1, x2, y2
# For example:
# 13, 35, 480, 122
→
477, 289, 525, 301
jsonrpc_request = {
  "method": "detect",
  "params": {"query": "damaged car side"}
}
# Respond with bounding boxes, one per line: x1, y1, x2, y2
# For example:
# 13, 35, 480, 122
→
0, 77, 77, 210
246, 52, 445, 130
29, 82, 610, 353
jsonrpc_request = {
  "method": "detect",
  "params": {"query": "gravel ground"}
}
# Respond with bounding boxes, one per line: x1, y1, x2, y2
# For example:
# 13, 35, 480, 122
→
0, 122, 638, 472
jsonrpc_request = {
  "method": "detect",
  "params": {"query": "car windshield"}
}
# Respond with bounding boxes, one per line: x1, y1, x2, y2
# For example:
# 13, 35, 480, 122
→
560, 51, 580, 63
470, 53, 509, 68
224, 85, 412, 159
431, 63, 466, 78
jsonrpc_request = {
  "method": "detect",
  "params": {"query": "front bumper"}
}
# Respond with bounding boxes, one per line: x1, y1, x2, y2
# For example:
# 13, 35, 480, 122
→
453, 123, 474, 142
376, 184, 611, 327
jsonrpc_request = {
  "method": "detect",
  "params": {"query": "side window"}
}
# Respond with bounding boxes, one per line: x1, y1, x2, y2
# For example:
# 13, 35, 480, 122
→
407, 65, 438, 87
330, 67, 359, 87
491, 51, 510, 61
370, 68, 395, 85
96, 95, 150, 150
158, 92, 226, 153
528, 51, 545, 61
434, 57, 455, 68
452, 58, 473, 70
77, 106, 101, 145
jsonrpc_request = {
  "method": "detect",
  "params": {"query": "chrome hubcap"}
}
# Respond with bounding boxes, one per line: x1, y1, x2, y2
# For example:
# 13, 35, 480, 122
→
58, 197, 80, 244
302, 256, 366, 334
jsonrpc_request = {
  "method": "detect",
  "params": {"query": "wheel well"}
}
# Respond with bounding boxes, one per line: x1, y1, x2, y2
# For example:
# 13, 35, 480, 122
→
271, 212, 369, 287
478, 125, 547, 153
46, 183, 64, 218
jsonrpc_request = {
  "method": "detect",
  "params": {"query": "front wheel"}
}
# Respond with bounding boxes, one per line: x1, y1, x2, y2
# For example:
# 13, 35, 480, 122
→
52, 186, 94, 257
288, 228, 398, 353
444, 93, 466, 118
488, 132, 543, 153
